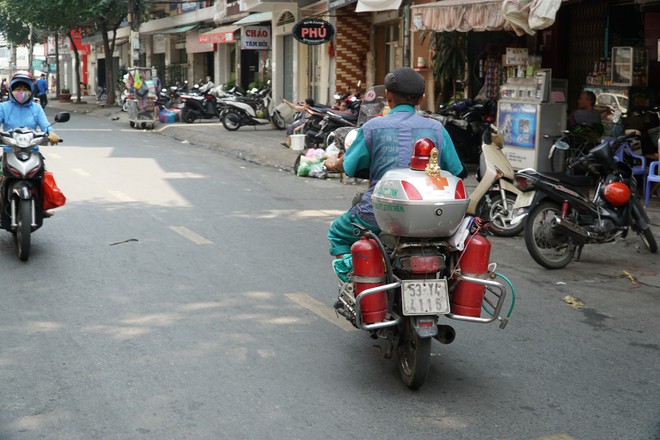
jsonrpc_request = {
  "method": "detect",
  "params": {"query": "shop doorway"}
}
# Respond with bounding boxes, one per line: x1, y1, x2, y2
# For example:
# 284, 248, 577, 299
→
241, 50, 259, 89
283, 34, 294, 100
307, 44, 322, 101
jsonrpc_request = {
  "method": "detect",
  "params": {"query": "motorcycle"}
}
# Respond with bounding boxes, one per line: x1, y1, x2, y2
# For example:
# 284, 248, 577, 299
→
512, 133, 658, 270
305, 108, 358, 149
0, 112, 70, 261
435, 99, 496, 164
221, 84, 286, 131
180, 86, 226, 123
333, 138, 515, 389
467, 126, 524, 237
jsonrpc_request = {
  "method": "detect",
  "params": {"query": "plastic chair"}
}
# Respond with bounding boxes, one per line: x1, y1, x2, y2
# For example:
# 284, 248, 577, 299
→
615, 144, 647, 193
645, 161, 660, 206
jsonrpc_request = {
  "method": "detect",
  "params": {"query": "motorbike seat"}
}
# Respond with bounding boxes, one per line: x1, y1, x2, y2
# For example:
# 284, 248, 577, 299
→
539, 172, 594, 188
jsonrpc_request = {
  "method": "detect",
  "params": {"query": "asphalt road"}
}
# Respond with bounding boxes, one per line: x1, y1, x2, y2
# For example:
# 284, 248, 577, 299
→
0, 109, 658, 440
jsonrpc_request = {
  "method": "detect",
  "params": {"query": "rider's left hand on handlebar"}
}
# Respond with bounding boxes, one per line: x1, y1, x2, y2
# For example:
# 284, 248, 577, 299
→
47, 132, 60, 145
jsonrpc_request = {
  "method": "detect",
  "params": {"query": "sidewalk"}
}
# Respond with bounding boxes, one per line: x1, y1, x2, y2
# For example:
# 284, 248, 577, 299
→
47, 94, 660, 227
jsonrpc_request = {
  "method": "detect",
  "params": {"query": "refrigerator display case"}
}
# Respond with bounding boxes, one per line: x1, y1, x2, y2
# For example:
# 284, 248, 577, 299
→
497, 102, 566, 171
611, 47, 648, 87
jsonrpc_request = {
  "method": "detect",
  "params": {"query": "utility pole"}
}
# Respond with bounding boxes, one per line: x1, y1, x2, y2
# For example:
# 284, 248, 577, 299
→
128, 0, 140, 67
28, 24, 34, 74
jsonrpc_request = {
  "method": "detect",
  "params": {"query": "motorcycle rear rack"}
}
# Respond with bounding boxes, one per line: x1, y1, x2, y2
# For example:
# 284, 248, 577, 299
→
445, 271, 508, 326
337, 280, 402, 331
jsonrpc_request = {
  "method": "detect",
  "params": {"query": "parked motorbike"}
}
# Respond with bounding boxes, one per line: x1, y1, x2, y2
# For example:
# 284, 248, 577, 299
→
221, 84, 286, 130
305, 108, 358, 148
0, 112, 70, 261
467, 126, 524, 237
513, 133, 657, 269
436, 99, 496, 164
333, 138, 515, 389
181, 87, 226, 123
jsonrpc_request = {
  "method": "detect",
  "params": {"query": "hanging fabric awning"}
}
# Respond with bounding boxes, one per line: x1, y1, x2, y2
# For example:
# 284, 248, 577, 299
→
233, 12, 272, 26
411, 0, 508, 33
199, 25, 239, 44
355, 0, 403, 12
411, 0, 564, 35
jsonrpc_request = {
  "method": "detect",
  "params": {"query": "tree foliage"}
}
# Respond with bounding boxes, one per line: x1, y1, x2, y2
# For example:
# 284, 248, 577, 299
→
1, 0, 130, 104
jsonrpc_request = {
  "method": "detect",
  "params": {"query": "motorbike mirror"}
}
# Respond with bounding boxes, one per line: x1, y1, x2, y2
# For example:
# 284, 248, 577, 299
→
54, 112, 70, 123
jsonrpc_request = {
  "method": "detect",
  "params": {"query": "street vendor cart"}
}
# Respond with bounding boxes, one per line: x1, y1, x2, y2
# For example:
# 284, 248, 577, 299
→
124, 67, 159, 129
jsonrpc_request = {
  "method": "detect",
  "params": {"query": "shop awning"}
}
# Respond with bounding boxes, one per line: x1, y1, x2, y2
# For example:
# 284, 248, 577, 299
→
159, 24, 199, 34
233, 11, 272, 26
411, 0, 509, 33
199, 25, 239, 44
355, 0, 402, 12
412, 0, 564, 35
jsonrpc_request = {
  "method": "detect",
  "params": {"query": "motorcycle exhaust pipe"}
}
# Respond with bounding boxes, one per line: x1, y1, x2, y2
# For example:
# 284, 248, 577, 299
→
434, 324, 456, 344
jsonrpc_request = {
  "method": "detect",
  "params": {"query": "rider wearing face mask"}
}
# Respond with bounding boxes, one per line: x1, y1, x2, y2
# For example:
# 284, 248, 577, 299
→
0, 71, 60, 145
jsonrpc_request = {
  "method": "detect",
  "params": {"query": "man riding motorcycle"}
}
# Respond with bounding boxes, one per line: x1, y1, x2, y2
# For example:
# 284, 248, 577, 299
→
324, 67, 466, 280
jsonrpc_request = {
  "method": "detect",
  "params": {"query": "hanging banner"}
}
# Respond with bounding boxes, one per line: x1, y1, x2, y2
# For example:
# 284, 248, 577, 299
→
292, 18, 334, 46
241, 26, 271, 50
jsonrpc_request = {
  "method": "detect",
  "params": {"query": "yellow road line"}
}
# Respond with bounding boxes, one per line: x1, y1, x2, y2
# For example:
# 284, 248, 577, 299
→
170, 226, 213, 245
286, 293, 357, 333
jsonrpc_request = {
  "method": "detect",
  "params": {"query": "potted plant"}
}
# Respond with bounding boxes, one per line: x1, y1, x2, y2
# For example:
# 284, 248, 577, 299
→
59, 88, 72, 102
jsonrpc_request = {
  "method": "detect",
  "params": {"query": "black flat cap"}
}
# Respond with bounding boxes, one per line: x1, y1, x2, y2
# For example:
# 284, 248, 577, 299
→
384, 67, 425, 96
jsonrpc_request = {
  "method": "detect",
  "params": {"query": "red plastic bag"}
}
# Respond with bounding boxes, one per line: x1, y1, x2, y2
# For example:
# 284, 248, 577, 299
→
42, 171, 66, 210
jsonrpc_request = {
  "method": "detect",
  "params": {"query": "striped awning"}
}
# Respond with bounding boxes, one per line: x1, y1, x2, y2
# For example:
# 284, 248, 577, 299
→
412, 0, 564, 35
411, 0, 508, 33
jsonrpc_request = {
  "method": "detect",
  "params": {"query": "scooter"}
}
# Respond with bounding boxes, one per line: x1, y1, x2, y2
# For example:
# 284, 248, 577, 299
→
467, 125, 524, 237
180, 86, 226, 123
221, 85, 286, 130
333, 138, 515, 389
513, 132, 657, 269
0, 112, 70, 261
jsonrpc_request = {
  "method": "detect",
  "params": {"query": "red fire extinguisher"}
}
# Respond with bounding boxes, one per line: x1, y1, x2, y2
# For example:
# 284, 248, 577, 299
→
350, 237, 388, 324
450, 234, 491, 317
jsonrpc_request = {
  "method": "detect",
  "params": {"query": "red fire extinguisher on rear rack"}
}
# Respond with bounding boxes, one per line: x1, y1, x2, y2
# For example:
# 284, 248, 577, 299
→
350, 237, 388, 324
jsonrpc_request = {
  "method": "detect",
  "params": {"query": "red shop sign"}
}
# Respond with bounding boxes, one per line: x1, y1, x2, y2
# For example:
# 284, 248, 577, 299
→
292, 18, 335, 46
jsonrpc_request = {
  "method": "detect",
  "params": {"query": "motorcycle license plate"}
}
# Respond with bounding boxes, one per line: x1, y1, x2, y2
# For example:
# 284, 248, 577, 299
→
401, 279, 450, 316
513, 191, 535, 209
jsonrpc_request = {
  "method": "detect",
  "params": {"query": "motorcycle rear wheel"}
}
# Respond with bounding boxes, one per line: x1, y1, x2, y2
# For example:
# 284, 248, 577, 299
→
223, 110, 242, 131
16, 199, 31, 261
182, 108, 196, 124
478, 192, 525, 237
524, 201, 576, 269
271, 111, 286, 130
397, 317, 432, 389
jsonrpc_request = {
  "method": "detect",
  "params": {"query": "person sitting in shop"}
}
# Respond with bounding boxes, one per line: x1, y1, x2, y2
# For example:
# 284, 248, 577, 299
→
281, 97, 315, 147
568, 91, 604, 136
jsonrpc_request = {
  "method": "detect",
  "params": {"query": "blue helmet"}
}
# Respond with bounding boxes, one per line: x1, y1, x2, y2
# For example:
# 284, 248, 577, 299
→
9, 70, 35, 105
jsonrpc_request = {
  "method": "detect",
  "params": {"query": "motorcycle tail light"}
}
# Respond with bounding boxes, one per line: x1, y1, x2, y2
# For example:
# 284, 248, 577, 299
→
401, 180, 423, 200
514, 175, 534, 191
400, 255, 441, 274
454, 180, 466, 199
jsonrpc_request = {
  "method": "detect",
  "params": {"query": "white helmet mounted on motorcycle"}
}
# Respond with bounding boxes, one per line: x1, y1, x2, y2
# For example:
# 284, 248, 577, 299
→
10, 70, 35, 106
344, 128, 359, 150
